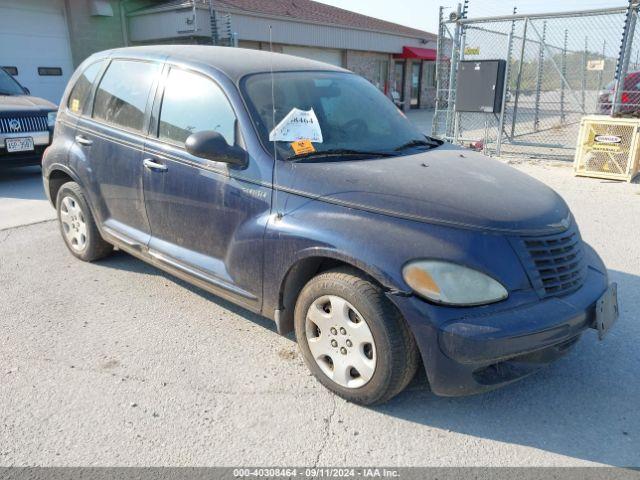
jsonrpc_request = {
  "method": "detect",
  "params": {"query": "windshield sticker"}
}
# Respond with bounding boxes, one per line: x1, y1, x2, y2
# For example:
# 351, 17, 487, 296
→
290, 139, 316, 155
269, 108, 323, 143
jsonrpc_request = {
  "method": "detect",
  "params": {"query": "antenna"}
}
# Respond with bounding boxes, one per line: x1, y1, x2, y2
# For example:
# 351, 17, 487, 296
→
269, 25, 283, 220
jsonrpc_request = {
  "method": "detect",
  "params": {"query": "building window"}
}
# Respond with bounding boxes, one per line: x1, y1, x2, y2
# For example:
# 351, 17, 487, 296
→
392, 61, 405, 105
373, 59, 389, 93
424, 62, 437, 88
2, 66, 18, 76
410, 62, 422, 108
38, 67, 63, 76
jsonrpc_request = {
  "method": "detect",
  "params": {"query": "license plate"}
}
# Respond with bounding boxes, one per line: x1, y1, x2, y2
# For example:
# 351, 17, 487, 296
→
595, 283, 619, 340
5, 137, 35, 153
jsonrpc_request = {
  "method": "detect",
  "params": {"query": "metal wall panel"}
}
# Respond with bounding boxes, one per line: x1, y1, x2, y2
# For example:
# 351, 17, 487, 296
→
230, 13, 435, 53
129, 7, 212, 42
129, 7, 437, 53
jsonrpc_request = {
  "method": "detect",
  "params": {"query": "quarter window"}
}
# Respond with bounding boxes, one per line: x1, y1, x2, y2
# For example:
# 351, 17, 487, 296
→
93, 60, 160, 132
158, 68, 236, 146
67, 61, 104, 115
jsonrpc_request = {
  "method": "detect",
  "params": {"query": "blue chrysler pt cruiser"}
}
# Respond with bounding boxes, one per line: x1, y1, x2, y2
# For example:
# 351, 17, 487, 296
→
42, 46, 618, 405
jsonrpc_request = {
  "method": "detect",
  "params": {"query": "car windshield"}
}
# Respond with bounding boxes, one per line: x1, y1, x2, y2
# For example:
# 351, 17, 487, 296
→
241, 71, 439, 160
0, 69, 26, 96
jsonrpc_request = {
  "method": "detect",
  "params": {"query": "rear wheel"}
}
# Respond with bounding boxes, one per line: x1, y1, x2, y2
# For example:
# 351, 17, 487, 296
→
56, 182, 113, 262
294, 267, 419, 405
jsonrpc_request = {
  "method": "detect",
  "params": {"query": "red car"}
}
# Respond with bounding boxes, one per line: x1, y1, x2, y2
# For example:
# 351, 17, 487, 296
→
598, 71, 640, 114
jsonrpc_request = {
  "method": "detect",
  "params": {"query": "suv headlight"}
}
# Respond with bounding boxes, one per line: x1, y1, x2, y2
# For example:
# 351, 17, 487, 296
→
47, 111, 57, 128
402, 260, 508, 306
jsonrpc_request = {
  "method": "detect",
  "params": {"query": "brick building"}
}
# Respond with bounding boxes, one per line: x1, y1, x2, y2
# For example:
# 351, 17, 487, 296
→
1, 0, 437, 109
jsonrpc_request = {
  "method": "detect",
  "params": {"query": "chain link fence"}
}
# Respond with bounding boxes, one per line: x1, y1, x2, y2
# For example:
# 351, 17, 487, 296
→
432, 3, 640, 159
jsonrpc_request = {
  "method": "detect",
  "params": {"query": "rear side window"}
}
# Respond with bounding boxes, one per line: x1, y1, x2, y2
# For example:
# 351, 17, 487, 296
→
67, 61, 104, 115
93, 60, 160, 132
158, 68, 236, 146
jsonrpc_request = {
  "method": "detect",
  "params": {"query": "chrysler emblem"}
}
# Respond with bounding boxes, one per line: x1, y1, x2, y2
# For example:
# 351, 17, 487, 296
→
8, 119, 21, 132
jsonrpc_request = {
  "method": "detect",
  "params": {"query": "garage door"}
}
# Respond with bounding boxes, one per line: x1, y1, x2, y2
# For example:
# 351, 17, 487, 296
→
282, 46, 344, 67
0, 0, 74, 104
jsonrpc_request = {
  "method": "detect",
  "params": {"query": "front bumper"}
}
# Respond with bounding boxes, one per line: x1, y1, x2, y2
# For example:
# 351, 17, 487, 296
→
390, 265, 609, 397
0, 130, 50, 167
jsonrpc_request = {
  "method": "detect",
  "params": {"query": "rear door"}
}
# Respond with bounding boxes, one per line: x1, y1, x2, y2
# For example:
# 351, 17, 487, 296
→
74, 59, 162, 247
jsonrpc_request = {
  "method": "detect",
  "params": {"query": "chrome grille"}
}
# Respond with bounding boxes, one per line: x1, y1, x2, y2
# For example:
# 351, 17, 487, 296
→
0, 116, 48, 134
516, 222, 587, 298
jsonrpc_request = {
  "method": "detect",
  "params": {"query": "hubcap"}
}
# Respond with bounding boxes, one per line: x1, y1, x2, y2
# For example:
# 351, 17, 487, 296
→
305, 295, 377, 389
59, 196, 87, 252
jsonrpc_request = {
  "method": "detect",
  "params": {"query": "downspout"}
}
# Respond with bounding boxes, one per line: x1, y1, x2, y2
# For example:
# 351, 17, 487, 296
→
120, 0, 131, 46
61, 0, 77, 65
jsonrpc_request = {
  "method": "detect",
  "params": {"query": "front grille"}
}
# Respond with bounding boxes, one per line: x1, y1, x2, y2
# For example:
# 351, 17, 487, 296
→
0, 115, 48, 134
515, 222, 587, 298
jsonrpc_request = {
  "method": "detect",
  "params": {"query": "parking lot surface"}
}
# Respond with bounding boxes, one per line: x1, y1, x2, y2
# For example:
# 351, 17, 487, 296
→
0, 166, 55, 230
1, 157, 639, 467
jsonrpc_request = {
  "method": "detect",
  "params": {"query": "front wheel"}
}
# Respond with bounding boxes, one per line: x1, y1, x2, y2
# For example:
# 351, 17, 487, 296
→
294, 267, 419, 405
56, 181, 113, 262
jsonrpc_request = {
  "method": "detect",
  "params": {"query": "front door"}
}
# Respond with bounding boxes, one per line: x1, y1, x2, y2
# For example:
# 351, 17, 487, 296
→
76, 58, 161, 246
142, 66, 270, 310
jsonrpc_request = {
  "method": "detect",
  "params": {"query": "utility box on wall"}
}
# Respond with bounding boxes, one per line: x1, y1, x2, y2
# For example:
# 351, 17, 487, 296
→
455, 60, 506, 113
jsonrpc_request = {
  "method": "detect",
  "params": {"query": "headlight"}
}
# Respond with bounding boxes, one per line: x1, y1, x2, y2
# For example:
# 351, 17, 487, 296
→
47, 111, 57, 128
402, 260, 508, 306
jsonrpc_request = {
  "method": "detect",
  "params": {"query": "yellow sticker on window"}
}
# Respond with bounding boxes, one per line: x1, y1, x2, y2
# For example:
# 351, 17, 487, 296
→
290, 139, 316, 155
71, 98, 80, 113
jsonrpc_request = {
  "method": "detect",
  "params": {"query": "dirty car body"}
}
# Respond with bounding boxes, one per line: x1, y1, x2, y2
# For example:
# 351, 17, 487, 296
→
42, 46, 617, 400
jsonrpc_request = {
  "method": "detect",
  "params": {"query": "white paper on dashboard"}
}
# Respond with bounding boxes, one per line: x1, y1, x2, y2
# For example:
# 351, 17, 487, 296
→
269, 108, 324, 143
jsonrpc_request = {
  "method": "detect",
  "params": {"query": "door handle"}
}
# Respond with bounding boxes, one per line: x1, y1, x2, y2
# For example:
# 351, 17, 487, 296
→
143, 158, 168, 172
75, 135, 93, 146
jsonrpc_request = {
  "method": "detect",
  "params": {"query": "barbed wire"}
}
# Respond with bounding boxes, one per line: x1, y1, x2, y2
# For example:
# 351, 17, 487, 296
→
464, 0, 627, 19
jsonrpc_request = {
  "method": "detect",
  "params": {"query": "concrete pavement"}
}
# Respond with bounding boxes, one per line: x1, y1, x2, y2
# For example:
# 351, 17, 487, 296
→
1, 159, 639, 466
0, 166, 55, 230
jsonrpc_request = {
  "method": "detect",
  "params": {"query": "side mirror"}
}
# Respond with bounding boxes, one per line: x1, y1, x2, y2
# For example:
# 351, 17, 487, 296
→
23, 87, 30, 95
185, 131, 246, 167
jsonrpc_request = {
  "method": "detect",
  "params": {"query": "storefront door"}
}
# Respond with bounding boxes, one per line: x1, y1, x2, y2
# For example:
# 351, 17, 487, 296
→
410, 61, 422, 108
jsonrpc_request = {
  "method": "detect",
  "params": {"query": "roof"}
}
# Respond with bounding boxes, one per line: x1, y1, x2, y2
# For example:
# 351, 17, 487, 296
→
145, 0, 436, 40
98, 45, 348, 82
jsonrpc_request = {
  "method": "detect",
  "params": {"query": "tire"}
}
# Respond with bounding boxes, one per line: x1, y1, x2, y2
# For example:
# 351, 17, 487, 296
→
56, 181, 113, 262
294, 267, 419, 405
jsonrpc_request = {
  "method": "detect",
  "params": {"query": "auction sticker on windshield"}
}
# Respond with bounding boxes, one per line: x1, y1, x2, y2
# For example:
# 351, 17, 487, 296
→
269, 108, 323, 143
290, 139, 316, 155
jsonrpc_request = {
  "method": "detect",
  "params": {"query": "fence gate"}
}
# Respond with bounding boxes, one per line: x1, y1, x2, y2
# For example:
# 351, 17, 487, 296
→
432, 4, 640, 159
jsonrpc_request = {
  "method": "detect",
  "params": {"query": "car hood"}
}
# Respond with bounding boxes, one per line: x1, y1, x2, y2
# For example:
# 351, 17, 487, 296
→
0, 95, 57, 112
280, 143, 570, 235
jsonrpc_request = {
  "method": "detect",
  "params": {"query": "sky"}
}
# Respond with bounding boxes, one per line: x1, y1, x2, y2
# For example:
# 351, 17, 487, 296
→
315, 0, 629, 35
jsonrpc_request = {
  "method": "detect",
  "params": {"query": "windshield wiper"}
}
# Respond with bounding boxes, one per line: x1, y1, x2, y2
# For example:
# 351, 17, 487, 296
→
0, 90, 16, 96
287, 149, 395, 161
394, 138, 440, 152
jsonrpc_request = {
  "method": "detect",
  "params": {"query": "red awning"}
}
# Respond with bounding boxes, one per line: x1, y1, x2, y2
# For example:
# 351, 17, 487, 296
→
394, 46, 438, 61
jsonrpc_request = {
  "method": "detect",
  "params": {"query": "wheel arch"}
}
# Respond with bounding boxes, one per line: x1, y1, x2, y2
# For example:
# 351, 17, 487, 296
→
274, 250, 402, 336
45, 164, 80, 208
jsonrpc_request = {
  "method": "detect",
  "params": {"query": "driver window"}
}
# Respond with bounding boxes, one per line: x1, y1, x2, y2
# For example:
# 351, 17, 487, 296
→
158, 68, 236, 147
